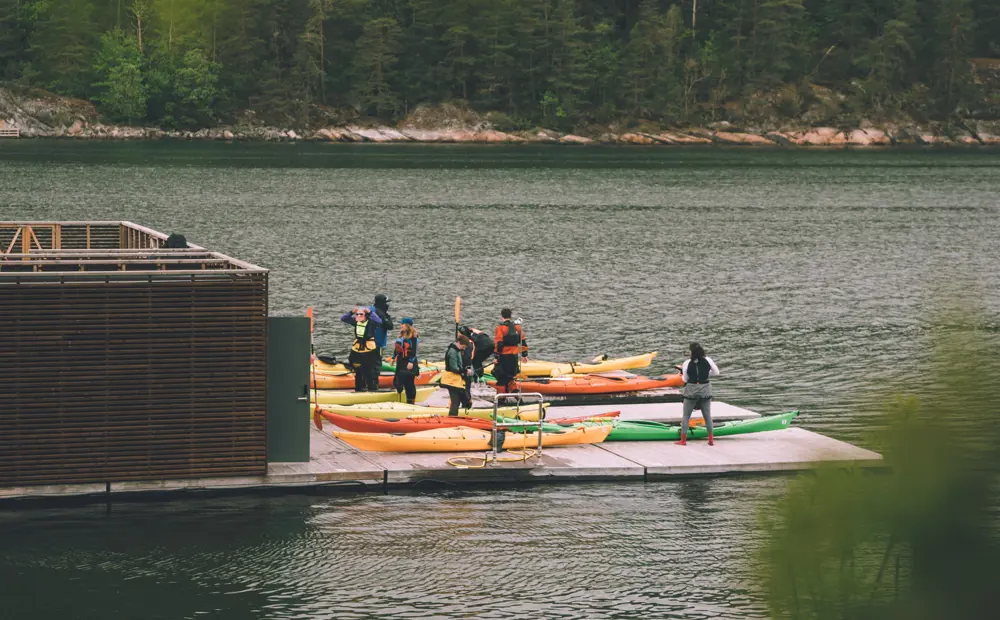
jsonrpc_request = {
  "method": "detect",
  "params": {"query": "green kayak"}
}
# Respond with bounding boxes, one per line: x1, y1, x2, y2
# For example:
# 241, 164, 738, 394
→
606, 411, 799, 441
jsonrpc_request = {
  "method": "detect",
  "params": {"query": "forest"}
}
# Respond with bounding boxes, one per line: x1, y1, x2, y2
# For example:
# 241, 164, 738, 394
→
1, 0, 998, 130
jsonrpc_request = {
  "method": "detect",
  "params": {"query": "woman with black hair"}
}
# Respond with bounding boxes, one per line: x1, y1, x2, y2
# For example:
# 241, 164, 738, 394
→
676, 342, 720, 446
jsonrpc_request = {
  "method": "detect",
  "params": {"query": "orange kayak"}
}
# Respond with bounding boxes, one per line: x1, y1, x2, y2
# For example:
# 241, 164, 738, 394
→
319, 410, 621, 433
311, 370, 439, 390
497, 373, 684, 395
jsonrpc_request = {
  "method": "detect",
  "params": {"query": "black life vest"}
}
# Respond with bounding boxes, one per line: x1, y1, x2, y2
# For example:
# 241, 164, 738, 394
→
501, 321, 521, 347
688, 357, 711, 383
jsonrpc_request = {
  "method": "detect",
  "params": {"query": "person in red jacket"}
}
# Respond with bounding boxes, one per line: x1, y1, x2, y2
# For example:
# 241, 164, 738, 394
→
493, 308, 527, 391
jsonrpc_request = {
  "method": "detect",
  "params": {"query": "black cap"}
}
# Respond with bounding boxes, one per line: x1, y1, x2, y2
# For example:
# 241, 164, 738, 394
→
374, 294, 390, 305
458, 325, 472, 337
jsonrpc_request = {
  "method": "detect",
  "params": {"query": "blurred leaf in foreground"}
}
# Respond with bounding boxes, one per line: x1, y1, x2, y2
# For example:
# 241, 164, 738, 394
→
758, 304, 1000, 620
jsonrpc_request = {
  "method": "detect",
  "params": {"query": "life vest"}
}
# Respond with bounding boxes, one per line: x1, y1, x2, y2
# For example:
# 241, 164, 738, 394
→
687, 357, 711, 384
351, 320, 376, 352
500, 320, 522, 347
440, 343, 467, 389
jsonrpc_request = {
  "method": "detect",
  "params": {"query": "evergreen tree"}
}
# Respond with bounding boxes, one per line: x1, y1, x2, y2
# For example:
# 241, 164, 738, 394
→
92, 28, 147, 123
352, 16, 403, 117
27, 0, 99, 98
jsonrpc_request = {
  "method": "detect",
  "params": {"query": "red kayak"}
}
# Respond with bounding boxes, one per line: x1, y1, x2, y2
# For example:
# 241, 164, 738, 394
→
496, 374, 684, 395
318, 410, 621, 433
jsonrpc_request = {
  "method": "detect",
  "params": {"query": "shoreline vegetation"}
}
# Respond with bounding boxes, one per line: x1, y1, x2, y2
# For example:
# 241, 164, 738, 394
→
4, 90, 1000, 147
2, 1, 1000, 147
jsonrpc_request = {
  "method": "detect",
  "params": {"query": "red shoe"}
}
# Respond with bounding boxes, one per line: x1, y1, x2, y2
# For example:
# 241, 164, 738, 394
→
674, 438, 687, 446
707, 431, 715, 446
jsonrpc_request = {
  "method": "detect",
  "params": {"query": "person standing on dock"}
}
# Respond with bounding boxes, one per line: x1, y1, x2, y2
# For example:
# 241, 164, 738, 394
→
341, 307, 382, 392
441, 333, 473, 416
459, 325, 495, 380
676, 342, 720, 446
493, 309, 528, 391
368, 294, 394, 391
392, 318, 420, 404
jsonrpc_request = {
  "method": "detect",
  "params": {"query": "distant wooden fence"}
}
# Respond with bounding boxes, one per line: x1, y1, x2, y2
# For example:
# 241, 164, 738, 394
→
0, 222, 268, 488
0, 128, 19, 138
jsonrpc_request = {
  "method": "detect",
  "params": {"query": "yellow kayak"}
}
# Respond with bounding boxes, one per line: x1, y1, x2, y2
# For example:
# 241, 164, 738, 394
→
486, 352, 658, 378
333, 424, 612, 453
311, 386, 436, 406
311, 401, 547, 421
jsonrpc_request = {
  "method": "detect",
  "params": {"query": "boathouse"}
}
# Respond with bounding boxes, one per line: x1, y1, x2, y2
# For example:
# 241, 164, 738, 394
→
0, 222, 293, 488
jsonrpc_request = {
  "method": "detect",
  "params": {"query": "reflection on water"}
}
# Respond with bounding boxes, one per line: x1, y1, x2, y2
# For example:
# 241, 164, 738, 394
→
1, 142, 998, 618
0, 482, 784, 619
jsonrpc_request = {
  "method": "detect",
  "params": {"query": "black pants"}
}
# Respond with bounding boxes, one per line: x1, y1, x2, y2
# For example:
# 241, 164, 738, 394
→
394, 372, 416, 403
495, 354, 520, 390
367, 347, 383, 391
352, 350, 378, 392
445, 384, 472, 416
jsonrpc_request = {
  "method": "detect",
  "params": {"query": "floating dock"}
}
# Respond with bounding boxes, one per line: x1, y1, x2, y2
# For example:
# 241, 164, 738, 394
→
0, 401, 883, 502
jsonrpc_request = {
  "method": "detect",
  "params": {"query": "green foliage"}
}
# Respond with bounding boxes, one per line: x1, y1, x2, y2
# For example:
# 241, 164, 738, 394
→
353, 17, 403, 117
26, 0, 99, 97
758, 302, 1000, 619
92, 28, 147, 123
165, 48, 219, 128
0, 0, 997, 128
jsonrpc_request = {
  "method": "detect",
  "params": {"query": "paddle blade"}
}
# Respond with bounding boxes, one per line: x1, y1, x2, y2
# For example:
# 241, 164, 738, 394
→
307, 306, 314, 333
454, 296, 462, 323
313, 407, 324, 430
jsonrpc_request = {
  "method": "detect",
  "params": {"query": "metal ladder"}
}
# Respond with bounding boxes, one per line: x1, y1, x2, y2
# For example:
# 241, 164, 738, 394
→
489, 391, 546, 466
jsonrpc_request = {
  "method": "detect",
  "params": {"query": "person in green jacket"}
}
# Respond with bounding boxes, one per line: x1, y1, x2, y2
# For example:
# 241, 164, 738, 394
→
440, 333, 473, 416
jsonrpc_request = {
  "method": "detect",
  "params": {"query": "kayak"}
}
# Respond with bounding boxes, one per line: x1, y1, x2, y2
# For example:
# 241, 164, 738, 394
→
496, 373, 684, 395
311, 385, 436, 406
319, 410, 620, 433
311, 370, 440, 390
606, 411, 799, 441
333, 424, 613, 453
313, 359, 438, 376
313, 401, 548, 421
485, 352, 657, 378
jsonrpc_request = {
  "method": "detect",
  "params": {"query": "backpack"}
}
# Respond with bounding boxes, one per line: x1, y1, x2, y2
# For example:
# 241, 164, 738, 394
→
501, 321, 522, 347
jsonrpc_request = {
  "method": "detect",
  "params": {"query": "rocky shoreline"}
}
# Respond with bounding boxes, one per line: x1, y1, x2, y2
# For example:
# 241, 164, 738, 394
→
5, 121, 1000, 146
3, 86, 1000, 147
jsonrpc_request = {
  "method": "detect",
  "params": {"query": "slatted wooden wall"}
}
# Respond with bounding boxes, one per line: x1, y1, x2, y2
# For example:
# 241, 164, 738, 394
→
0, 273, 268, 486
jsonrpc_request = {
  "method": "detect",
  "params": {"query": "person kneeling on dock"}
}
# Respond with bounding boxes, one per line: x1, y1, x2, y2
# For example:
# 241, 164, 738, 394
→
392, 318, 420, 404
677, 342, 720, 446
341, 306, 382, 392
441, 333, 473, 416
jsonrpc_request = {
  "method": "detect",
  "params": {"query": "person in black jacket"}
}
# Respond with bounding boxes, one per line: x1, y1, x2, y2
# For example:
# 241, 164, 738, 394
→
368, 294, 394, 390
459, 325, 496, 379
392, 318, 420, 404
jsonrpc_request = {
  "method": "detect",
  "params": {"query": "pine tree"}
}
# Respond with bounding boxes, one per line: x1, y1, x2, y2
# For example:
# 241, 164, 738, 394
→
92, 28, 147, 123
26, 0, 99, 98
353, 17, 403, 117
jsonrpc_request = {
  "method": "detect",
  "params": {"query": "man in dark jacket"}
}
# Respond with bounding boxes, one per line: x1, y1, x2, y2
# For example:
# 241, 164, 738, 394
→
367, 294, 393, 391
459, 325, 496, 379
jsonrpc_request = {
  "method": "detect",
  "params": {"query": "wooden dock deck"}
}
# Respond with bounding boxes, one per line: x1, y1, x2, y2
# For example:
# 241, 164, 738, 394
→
0, 402, 883, 503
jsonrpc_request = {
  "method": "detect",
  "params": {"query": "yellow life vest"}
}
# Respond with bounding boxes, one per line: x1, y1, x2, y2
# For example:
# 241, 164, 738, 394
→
351, 320, 376, 352
440, 370, 466, 389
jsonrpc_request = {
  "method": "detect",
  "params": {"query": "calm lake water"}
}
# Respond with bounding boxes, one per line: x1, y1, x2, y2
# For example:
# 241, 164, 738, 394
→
1, 141, 998, 618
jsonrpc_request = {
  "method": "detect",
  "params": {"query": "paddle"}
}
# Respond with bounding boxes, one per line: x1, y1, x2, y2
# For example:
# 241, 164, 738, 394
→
309, 308, 323, 430
454, 296, 461, 340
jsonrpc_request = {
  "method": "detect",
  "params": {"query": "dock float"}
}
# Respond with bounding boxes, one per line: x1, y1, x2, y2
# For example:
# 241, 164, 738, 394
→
0, 402, 882, 503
